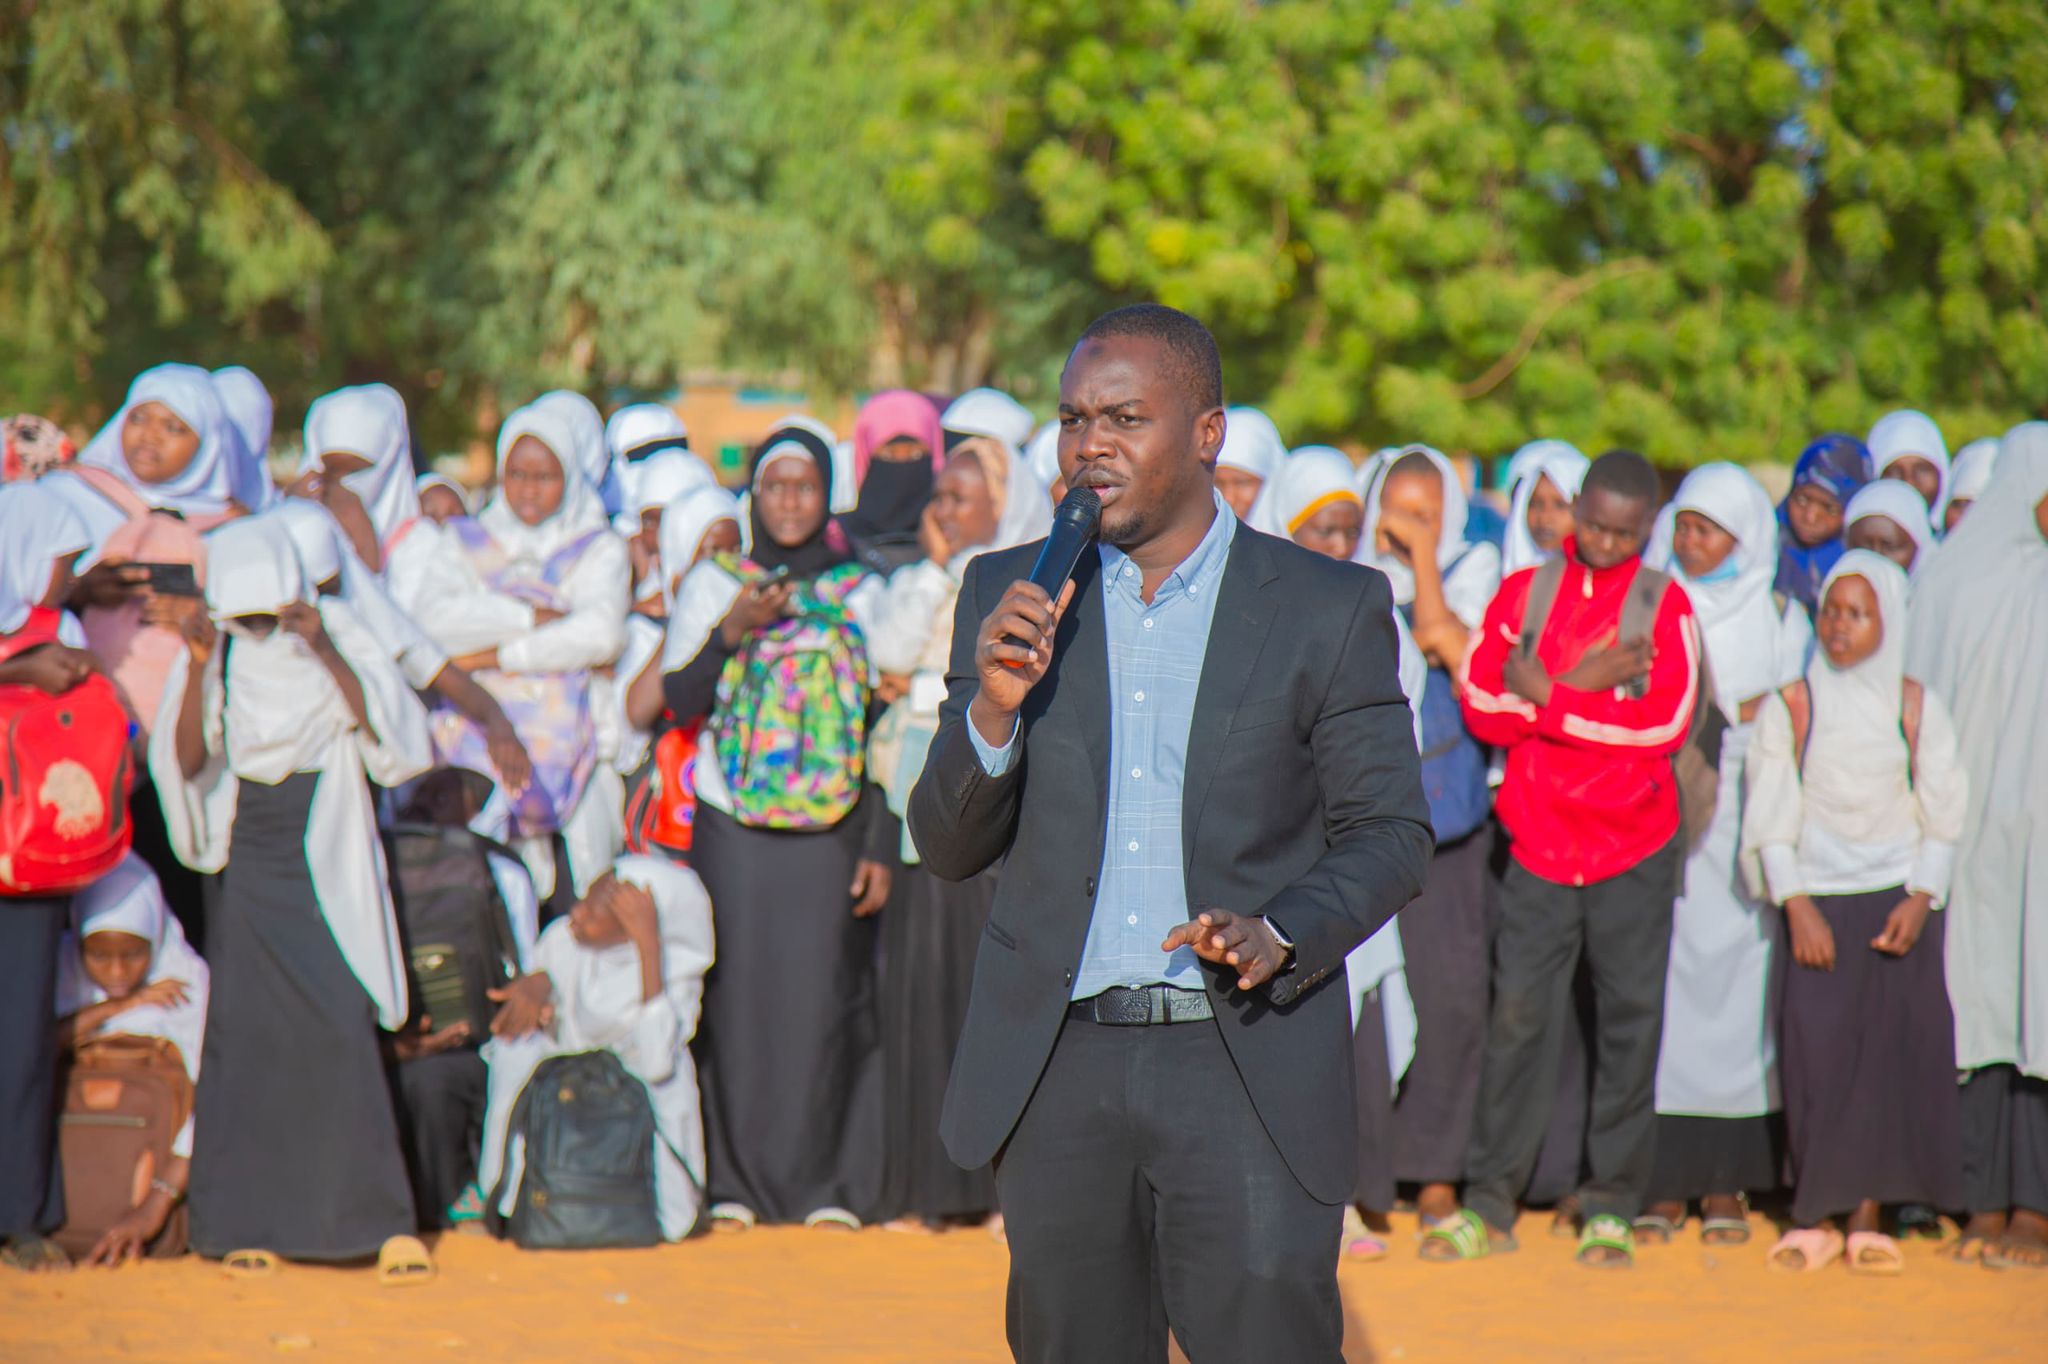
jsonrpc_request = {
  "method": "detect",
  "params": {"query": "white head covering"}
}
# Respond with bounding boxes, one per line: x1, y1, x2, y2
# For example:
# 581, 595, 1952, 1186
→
1948, 437, 2000, 506
209, 366, 278, 512
480, 399, 610, 562
534, 390, 619, 517
1501, 439, 1590, 575
1867, 408, 1951, 530
1799, 550, 1917, 847
78, 363, 241, 517
0, 481, 91, 633
553, 855, 715, 1046
54, 853, 209, 1085
942, 388, 1036, 450
1251, 446, 1361, 541
951, 434, 1052, 552
1845, 478, 1938, 578
304, 384, 421, 546
415, 472, 472, 516
1023, 420, 1062, 492
270, 497, 346, 587
1645, 463, 1798, 712
1217, 407, 1285, 481
1356, 443, 1502, 626
604, 403, 689, 462
624, 449, 717, 520
657, 485, 742, 609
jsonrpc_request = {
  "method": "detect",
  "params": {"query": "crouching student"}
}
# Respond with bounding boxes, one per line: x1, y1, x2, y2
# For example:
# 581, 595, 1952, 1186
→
477, 856, 715, 1242
53, 855, 210, 1265
149, 517, 437, 1280
1743, 552, 1968, 1274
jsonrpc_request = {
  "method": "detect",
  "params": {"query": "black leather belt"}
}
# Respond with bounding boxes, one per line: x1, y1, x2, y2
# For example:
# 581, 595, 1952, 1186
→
1068, 984, 1214, 1026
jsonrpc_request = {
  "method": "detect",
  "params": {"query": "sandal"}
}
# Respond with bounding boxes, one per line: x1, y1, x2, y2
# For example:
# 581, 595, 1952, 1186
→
803, 1206, 862, 1232
1846, 1230, 1904, 1276
445, 1182, 487, 1227
222, 1248, 279, 1279
1631, 1213, 1681, 1245
1576, 1214, 1635, 1268
0, 1235, 71, 1272
1768, 1227, 1845, 1272
376, 1235, 435, 1287
1944, 1233, 1994, 1264
707, 1202, 756, 1234
1341, 1205, 1388, 1261
1982, 1237, 2048, 1271
1418, 1209, 1510, 1263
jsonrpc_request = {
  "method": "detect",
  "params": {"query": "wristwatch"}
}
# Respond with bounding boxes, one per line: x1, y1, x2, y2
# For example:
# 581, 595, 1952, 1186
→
1259, 916, 1297, 975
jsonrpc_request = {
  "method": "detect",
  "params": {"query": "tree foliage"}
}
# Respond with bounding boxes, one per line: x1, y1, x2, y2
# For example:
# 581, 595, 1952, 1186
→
6, 0, 2044, 463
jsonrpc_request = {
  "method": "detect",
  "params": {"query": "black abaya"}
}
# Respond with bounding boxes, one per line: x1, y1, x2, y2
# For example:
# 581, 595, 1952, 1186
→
189, 772, 416, 1259
0, 897, 67, 1239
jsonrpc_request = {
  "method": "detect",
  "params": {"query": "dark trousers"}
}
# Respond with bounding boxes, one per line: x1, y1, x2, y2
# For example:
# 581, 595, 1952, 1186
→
994, 1017, 1343, 1364
1960, 1064, 2048, 1217
390, 1049, 487, 1230
1463, 839, 1679, 1229
0, 899, 68, 1238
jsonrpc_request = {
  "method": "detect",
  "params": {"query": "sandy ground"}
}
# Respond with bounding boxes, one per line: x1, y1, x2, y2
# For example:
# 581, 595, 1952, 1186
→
4, 1214, 2044, 1362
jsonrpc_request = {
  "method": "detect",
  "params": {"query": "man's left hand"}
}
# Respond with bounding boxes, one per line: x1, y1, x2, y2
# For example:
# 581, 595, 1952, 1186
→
1160, 910, 1289, 991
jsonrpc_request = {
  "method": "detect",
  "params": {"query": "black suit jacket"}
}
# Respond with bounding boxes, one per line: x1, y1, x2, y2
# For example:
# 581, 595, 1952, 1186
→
907, 523, 1433, 1204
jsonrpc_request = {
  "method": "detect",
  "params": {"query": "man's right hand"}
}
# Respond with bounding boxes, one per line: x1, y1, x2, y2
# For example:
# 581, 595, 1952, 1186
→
969, 579, 1076, 746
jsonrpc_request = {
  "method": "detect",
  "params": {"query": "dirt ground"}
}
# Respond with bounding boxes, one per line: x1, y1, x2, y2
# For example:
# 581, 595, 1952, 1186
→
4, 1213, 2043, 1363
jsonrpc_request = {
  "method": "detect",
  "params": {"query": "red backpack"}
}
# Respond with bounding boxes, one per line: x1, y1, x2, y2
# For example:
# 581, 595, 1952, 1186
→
0, 609, 136, 895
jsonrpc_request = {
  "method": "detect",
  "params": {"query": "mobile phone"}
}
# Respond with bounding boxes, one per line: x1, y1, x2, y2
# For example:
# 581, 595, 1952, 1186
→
133, 561, 203, 597
756, 564, 793, 591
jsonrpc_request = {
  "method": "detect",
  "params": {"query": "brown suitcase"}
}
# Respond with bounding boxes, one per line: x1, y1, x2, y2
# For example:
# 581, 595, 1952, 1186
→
52, 1034, 195, 1259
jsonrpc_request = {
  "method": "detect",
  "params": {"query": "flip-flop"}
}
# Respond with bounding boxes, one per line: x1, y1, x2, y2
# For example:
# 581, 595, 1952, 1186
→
1576, 1214, 1635, 1269
1982, 1237, 2048, 1271
1631, 1213, 1681, 1245
708, 1202, 756, 1233
1846, 1231, 1904, 1276
376, 1235, 435, 1287
803, 1207, 862, 1232
1769, 1227, 1845, 1272
222, 1248, 279, 1279
0, 1235, 71, 1272
1701, 1216, 1752, 1245
1418, 1209, 1513, 1263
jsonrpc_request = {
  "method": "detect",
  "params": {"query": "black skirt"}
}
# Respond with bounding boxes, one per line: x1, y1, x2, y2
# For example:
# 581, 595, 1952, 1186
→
1647, 1113, 1783, 1204
0, 897, 68, 1238
878, 862, 998, 1222
188, 772, 416, 1259
691, 802, 885, 1224
1391, 831, 1491, 1184
1780, 886, 1964, 1226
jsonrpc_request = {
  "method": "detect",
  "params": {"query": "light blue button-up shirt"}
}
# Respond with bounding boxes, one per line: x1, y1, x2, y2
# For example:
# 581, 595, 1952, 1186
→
970, 492, 1237, 999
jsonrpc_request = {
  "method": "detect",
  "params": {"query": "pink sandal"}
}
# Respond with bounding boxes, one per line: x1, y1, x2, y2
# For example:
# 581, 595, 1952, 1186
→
1769, 1227, 1845, 1272
1847, 1231, 1905, 1276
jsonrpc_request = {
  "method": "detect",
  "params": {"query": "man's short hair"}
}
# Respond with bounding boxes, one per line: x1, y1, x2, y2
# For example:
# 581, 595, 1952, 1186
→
1583, 448, 1660, 507
1075, 304, 1224, 412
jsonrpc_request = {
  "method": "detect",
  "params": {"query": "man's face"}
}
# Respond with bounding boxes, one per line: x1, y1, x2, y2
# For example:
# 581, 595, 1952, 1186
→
1056, 335, 1223, 548
1572, 486, 1652, 571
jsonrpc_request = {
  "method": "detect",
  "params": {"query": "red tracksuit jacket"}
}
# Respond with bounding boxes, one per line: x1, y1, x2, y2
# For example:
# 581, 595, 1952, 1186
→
1460, 545, 1701, 887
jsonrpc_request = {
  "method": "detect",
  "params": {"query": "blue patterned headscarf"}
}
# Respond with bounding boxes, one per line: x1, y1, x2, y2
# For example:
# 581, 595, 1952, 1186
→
1775, 433, 1873, 610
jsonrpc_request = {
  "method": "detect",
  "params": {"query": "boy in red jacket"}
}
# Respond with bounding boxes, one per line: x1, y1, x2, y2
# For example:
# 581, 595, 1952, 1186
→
1423, 450, 1700, 1269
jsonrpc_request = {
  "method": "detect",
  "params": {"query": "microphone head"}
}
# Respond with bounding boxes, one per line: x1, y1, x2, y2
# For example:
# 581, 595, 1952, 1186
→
1053, 484, 1102, 533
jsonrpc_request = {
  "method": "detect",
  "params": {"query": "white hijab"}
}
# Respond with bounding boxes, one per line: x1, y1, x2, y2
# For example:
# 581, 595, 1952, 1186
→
0, 481, 91, 633
549, 855, 715, 1059
1024, 420, 1062, 493
1646, 462, 1799, 713
1948, 437, 2000, 506
1798, 550, 1918, 847
269, 497, 434, 662
657, 485, 742, 610
953, 434, 1052, 552
1501, 439, 1589, 575
304, 384, 421, 547
1356, 444, 1502, 625
533, 390, 618, 517
625, 450, 717, 519
1251, 446, 1360, 540
55, 852, 209, 1083
210, 366, 277, 513
480, 400, 611, 564
149, 516, 432, 1030
1845, 479, 1938, 579
1867, 408, 1951, 531
415, 472, 472, 516
76, 363, 241, 518
604, 403, 689, 462
942, 388, 1036, 450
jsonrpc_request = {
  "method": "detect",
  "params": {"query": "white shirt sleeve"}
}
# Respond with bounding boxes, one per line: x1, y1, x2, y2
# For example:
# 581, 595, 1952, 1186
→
1907, 689, 1969, 906
1741, 692, 1807, 905
387, 521, 534, 656
865, 561, 956, 677
497, 533, 631, 673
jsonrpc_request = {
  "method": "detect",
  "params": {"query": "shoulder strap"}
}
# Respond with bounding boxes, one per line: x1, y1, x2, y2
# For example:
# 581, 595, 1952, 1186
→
1780, 680, 1813, 774
485, 1062, 542, 1237
541, 528, 608, 586
1515, 557, 1567, 657
1619, 564, 1669, 643
0, 606, 63, 662
69, 464, 154, 520
1900, 677, 1923, 787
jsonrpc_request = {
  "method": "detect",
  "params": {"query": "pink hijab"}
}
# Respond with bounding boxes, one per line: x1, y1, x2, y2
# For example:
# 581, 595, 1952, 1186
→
851, 390, 945, 488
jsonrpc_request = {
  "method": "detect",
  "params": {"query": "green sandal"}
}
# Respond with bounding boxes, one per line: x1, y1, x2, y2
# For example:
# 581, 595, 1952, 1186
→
1577, 1214, 1635, 1269
1419, 1209, 1512, 1263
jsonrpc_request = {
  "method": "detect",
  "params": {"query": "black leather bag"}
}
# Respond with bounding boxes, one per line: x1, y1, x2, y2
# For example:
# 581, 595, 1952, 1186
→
487, 1050, 662, 1249
383, 822, 521, 1039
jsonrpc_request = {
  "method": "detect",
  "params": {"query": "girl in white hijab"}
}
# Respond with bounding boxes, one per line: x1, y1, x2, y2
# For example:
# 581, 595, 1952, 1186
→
1501, 440, 1589, 576
0, 481, 91, 642
1637, 463, 1812, 1242
51, 853, 210, 1266
533, 390, 621, 519
604, 402, 690, 465
616, 449, 718, 608
619, 485, 744, 758
415, 473, 471, 525
60, 364, 244, 542
1743, 551, 1967, 1274
1843, 480, 1938, 580
1943, 437, 1999, 534
301, 384, 422, 570
1867, 409, 1950, 532
1904, 421, 2048, 1268
1251, 446, 1365, 558
388, 399, 629, 900
478, 855, 716, 1242
1215, 406, 1286, 523
209, 366, 277, 513
1356, 444, 1501, 660
148, 515, 434, 1270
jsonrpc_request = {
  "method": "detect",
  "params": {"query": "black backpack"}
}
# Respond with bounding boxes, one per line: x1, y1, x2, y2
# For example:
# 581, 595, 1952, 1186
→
486, 1050, 663, 1249
383, 822, 522, 1040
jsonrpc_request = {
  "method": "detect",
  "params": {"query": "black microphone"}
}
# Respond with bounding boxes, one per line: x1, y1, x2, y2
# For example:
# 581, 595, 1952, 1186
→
1001, 485, 1101, 654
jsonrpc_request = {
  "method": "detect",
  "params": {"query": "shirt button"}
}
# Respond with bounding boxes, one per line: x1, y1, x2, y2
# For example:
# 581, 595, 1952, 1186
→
1126, 915, 1138, 926
1142, 618, 1155, 629
1134, 690, 1145, 702
1130, 767, 1142, 779
1128, 840, 1139, 852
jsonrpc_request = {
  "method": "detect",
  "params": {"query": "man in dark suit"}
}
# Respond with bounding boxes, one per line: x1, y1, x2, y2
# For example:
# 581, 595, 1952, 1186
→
909, 304, 1432, 1362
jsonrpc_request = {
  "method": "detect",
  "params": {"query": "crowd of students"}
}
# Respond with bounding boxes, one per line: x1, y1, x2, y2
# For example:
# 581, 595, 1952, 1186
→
1, 362, 2044, 1290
